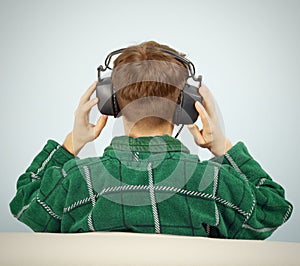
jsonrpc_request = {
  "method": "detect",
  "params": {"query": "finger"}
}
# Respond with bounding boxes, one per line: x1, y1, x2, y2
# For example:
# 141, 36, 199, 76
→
187, 124, 212, 148
195, 101, 212, 134
93, 115, 108, 138
187, 124, 205, 146
198, 85, 216, 117
80, 81, 98, 104
82, 97, 99, 113
75, 97, 99, 121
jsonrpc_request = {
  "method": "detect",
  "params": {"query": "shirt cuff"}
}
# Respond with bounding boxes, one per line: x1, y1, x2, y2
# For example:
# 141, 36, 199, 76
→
224, 141, 252, 168
45, 139, 75, 165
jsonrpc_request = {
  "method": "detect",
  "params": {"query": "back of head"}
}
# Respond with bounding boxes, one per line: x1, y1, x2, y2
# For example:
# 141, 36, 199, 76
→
112, 41, 188, 127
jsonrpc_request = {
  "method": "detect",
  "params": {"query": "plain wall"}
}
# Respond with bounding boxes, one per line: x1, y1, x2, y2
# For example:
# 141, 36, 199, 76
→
0, 0, 299, 242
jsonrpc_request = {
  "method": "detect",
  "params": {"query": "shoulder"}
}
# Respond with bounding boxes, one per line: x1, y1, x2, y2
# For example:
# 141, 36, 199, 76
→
62, 155, 111, 175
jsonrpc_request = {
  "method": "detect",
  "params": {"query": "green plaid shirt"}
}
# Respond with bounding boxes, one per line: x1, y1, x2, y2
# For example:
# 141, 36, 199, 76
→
10, 135, 292, 239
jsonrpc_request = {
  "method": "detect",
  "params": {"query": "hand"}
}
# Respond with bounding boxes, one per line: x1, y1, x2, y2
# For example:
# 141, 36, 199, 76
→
63, 81, 108, 156
187, 85, 232, 156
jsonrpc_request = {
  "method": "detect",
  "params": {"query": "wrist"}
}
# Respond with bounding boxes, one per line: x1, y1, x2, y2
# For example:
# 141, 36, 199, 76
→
210, 137, 232, 157
225, 138, 233, 153
62, 132, 76, 156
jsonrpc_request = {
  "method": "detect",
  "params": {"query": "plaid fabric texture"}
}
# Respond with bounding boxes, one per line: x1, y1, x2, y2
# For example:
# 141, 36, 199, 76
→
10, 135, 293, 239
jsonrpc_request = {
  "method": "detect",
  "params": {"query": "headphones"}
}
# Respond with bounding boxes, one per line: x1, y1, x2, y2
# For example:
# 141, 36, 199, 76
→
96, 47, 202, 125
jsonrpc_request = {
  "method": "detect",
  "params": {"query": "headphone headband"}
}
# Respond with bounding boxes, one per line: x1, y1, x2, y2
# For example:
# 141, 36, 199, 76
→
97, 47, 202, 83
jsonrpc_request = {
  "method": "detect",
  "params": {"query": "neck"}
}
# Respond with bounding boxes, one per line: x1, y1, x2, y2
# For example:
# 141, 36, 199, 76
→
123, 119, 173, 138
128, 129, 173, 138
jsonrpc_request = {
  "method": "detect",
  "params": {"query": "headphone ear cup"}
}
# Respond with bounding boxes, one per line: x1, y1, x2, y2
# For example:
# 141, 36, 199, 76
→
96, 77, 120, 117
173, 83, 203, 125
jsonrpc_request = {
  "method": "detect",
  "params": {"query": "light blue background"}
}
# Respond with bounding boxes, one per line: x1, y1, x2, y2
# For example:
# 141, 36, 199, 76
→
0, 0, 299, 242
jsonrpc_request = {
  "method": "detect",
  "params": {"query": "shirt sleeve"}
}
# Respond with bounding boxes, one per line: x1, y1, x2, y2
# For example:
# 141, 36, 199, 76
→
211, 142, 293, 239
9, 140, 75, 232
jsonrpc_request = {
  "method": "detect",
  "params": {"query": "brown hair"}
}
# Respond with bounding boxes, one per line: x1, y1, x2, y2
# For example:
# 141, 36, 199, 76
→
112, 41, 188, 125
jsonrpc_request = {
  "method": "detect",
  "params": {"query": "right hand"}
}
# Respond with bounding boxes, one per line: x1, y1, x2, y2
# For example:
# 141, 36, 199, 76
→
187, 85, 232, 156
63, 81, 108, 156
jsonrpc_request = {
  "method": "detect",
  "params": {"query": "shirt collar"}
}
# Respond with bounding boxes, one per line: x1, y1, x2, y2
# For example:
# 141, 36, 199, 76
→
104, 134, 190, 154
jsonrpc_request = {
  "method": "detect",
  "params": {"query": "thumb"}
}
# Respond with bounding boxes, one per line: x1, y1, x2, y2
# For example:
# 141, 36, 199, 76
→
195, 101, 211, 131
187, 123, 205, 146
94, 115, 108, 138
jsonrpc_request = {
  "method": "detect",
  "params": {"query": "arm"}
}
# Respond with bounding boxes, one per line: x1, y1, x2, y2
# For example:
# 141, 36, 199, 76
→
9, 140, 74, 232
220, 142, 293, 239
10, 82, 108, 231
188, 85, 292, 239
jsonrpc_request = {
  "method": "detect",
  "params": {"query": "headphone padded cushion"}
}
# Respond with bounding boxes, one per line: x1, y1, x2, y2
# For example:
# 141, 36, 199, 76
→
173, 84, 203, 125
96, 77, 119, 117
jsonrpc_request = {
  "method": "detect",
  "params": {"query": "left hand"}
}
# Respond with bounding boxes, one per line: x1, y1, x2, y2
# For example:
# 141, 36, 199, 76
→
63, 81, 108, 155
187, 85, 232, 156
